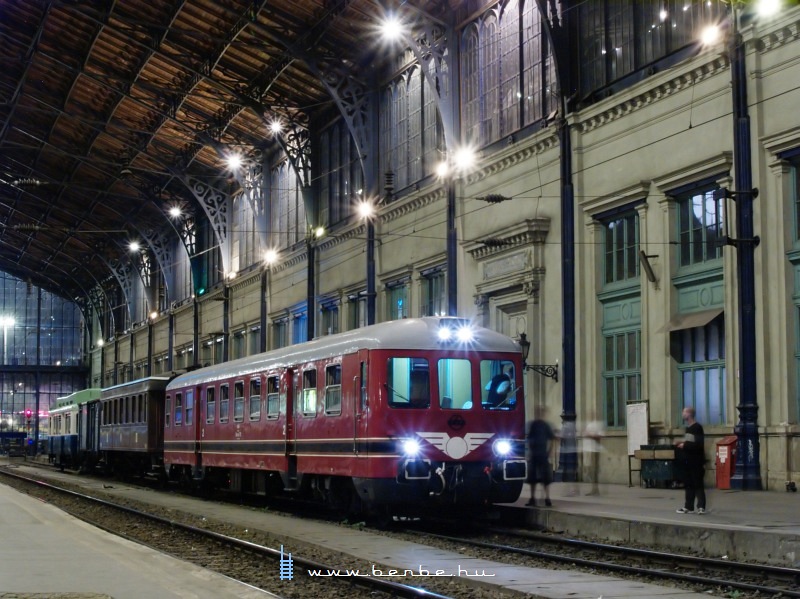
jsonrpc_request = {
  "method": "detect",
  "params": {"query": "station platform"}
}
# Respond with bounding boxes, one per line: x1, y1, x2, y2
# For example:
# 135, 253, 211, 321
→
0, 477, 272, 598
503, 480, 800, 567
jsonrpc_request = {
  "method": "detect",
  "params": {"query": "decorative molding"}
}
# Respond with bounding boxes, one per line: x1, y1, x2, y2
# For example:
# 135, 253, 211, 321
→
465, 133, 559, 185
651, 152, 733, 193
464, 217, 550, 261
382, 187, 446, 223
576, 55, 729, 136
761, 125, 800, 157
753, 16, 800, 55
582, 181, 651, 215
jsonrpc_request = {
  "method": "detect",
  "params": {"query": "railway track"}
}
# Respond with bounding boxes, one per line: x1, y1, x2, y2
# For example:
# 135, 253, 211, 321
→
405, 524, 800, 598
0, 466, 454, 599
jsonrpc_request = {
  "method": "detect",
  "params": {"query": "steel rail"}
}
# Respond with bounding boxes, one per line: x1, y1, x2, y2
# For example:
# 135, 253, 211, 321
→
414, 529, 800, 598
0, 467, 453, 599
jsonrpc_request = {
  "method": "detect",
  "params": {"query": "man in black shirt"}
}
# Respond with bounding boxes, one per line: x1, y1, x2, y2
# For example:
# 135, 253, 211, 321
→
526, 406, 555, 507
675, 406, 706, 514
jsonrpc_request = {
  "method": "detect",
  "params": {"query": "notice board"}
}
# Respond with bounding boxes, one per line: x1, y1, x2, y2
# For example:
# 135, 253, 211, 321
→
626, 401, 649, 456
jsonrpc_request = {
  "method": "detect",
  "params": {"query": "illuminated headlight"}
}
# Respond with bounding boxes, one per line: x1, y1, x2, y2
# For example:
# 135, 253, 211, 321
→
456, 325, 474, 342
493, 439, 513, 457
402, 439, 421, 457
437, 327, 452, 341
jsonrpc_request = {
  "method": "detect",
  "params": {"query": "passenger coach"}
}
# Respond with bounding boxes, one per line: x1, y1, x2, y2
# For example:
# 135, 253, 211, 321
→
164, 317, 527, 513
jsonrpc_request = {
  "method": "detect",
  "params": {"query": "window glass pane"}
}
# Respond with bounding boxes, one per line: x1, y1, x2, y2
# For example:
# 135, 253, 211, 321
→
249, 378, 261, 421
206, 387, 215, 424
165, 398, 171, 427
267, 376, 280, 418
302, 369, 317, 415
185, 390, 193, 426
435, 358, 472, 410
175, 393, 183, 426
220, 384, 229, 423
480, 359, 517, 410
387, 357, 430, 408
234, 381, 244, 422
325, 365, 342, 414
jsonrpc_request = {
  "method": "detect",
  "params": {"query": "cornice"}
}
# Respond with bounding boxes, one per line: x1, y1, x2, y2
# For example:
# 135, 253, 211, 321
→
382, 187, 447, 223
464, 217, 550, 261
576, 55, 729, 135
753, 15, 800, 54
465, 133, 559, 185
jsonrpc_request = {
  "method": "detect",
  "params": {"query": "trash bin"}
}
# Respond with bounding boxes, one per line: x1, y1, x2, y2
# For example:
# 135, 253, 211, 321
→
715, 436, 738, 489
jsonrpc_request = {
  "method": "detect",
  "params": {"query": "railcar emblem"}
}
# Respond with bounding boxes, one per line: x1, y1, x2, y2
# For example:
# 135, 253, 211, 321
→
447, 414, 465, 430
416, 432, 494, 459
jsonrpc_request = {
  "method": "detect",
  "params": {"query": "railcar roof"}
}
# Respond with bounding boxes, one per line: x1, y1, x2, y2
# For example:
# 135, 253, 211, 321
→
54, 388, 102, 408
168, 317, 521, 389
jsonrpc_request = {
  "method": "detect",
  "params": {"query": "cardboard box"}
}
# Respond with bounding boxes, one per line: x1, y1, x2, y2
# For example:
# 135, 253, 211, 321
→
634, 449, 655, 460
654, 449, 675, 459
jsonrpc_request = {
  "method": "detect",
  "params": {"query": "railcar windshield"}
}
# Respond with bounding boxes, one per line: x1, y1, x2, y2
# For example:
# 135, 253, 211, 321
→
437, 358, 472, 409
386, 357, 430, 408
480, 359, 518, 410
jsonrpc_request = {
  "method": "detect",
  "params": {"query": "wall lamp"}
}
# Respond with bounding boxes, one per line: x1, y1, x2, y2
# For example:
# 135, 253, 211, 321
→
519, 332, 558, 382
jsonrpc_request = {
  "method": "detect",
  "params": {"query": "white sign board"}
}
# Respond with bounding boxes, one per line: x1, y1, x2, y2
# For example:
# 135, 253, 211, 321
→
626, 401, 649, 456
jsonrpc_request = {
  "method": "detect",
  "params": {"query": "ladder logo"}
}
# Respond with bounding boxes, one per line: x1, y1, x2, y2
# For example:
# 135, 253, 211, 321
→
279, 544, 294, 580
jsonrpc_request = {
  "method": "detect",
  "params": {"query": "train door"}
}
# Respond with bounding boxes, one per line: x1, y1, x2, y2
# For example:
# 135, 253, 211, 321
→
282, 368, 297, 486
192, 386, 202, 477
353, 349, 369, 455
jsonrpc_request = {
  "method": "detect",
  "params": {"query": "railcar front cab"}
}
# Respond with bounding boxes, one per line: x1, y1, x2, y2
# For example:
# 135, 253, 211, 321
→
382, 328, 527, 506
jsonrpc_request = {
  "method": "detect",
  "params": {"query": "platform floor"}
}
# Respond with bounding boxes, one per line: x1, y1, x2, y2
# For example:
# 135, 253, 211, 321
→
0, 459, 753, 598
505, 480, 800, 566
0, 477, 273, 598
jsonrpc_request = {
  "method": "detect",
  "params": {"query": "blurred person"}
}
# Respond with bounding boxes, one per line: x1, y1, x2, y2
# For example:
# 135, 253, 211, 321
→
582, 413, 605, 495
526, 406, 555, 507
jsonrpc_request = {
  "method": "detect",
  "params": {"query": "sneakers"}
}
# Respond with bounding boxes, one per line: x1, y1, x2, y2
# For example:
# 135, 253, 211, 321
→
697, 508, 706, 515
676, 507, 694, 514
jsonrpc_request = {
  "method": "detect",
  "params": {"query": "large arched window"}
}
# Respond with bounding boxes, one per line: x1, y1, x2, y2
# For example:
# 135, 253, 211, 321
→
461, 0, 555, 147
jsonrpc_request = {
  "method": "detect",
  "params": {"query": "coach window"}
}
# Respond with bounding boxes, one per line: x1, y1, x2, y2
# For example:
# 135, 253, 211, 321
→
360, 361, 368, 411
438, 359, 472, 410
185, 390, 194, 426
219, 384, 230, 423
249, 377, 262, 421
325, 364, 342, 415
480, 359, 518, 410
234, 381, 245, 422
206, 387, 216, 424
175, 392, 183, 426
387, 357, 430, 408
302, 369, 317, 416
266, 376, 280, 419
165, 396, 171, 427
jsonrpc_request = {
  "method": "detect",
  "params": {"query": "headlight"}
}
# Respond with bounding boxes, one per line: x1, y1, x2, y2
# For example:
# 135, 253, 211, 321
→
493, 439, 512, 457
437, 327, 452, 341
402, 438, 421, 457
456, 325, 474, 342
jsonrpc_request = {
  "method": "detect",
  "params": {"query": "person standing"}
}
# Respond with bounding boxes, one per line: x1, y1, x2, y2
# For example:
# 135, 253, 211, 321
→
526, 406, 555, 507
675, 406, 706, 514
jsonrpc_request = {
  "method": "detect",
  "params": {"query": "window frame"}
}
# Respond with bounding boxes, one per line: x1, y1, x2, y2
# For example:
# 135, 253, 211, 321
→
233, 380, 245, 423
324, 363, 342, 415
266, 375, 280, 419
249, 376, 262, 421
302, 368, 318, 416
219, 383, 230, 423
206, 386, 216, 424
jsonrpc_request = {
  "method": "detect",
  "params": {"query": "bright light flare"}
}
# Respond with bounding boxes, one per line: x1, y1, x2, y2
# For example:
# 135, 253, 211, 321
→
314, 226, 326, 238
149, 311, 159, 320
357, 201, 375, 219
263, 249, 278, 264
700, 24, 721, 46
380, 14, 404, 41
269, 120, 283, 135
756, 0, 781, 17
168, 206, 182, 218
97, 339, 105, 347
659, 9, 668, 21
453, 146, 478, 172
493, 439, 512, 456
128, 241, 140, 252
456, 325, 474, 342
402, 439, 421, 457
226, 153, 243, 171
435, 161, 450, 178
0, 316, 15, 327
437, 327, 452, 341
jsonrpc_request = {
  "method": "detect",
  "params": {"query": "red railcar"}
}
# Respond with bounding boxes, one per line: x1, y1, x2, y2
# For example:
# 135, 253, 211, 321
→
164, 317, 527, 511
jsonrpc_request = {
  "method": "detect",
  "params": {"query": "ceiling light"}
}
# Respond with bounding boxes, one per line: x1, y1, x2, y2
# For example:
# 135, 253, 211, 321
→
129, 241, 140, 252
226, 153, 243, 171
168, 206, 181, 218
263, 249, 278, 264
700, 24, 720, 46
380, 15, 404, 41
269, 120, 283, 134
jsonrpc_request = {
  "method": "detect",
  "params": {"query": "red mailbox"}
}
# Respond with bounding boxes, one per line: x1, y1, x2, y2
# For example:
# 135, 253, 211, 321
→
715, 436, 738, 489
